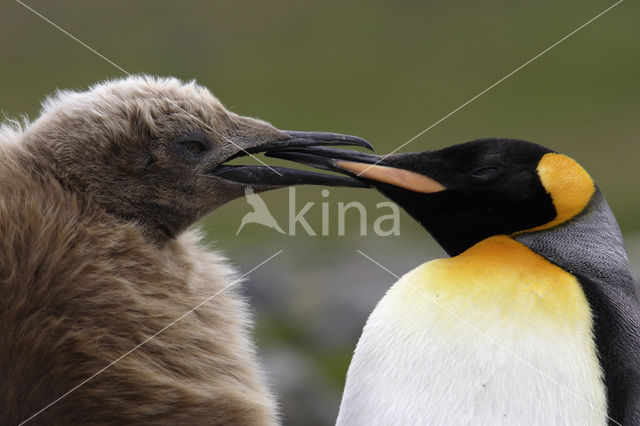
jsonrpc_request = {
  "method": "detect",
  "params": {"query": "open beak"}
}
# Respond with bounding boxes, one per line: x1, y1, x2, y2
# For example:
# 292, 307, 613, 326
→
209, 131, 374, 188
265, 146, 445, 194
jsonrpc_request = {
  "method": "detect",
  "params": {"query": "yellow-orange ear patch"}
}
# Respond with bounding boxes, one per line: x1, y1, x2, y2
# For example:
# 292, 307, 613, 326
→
525, 153, 594, 233
335, 161, 446, 194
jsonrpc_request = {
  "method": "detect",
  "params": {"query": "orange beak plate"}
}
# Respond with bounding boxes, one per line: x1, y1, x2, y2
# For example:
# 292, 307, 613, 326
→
335, 160, 445, 193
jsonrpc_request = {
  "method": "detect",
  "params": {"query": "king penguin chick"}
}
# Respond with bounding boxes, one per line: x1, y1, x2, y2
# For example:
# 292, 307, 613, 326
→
268, 139, 640, 425
0, 76, 371, 425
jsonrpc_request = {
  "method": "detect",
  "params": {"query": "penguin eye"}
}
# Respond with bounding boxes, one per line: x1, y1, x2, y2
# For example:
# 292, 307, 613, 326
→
179, 140, 206, 155
471, 166, 501, 181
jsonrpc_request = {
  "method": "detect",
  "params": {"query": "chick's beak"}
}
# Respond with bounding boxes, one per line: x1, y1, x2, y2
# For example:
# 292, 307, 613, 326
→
210, 131, 374, 188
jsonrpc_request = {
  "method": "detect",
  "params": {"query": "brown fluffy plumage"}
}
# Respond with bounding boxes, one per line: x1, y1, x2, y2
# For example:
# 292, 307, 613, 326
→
0, 76, 290, 424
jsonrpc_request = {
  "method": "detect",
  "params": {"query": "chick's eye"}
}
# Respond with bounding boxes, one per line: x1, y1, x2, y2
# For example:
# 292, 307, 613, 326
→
181, 140, 205, 155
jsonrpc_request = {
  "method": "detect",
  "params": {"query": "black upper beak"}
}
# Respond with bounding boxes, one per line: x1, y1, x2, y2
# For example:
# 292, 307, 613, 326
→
250, 130, 373, 153
265, 146, 383, 174
210, 131, 374, 188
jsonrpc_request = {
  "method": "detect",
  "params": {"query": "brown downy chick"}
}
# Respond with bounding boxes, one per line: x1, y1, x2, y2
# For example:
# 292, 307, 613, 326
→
0, 76, 370, 425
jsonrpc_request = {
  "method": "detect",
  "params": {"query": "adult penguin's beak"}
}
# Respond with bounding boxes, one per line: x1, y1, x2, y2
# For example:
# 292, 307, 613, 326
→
265, 146, 445, 193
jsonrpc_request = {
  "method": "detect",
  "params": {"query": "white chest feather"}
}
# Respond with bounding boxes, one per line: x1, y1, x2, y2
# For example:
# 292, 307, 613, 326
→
337, 237, 607, 426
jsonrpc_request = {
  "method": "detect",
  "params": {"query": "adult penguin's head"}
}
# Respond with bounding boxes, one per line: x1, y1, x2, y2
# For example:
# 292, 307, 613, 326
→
267, 138, 595, 256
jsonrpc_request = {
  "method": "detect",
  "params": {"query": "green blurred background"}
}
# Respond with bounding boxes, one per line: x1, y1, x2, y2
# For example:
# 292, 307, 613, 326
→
2, 1, 638, 424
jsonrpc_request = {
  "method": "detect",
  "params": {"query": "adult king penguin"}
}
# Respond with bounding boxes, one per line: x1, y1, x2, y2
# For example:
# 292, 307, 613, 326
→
268, 139, 640, 425
0, 76, 371, 425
